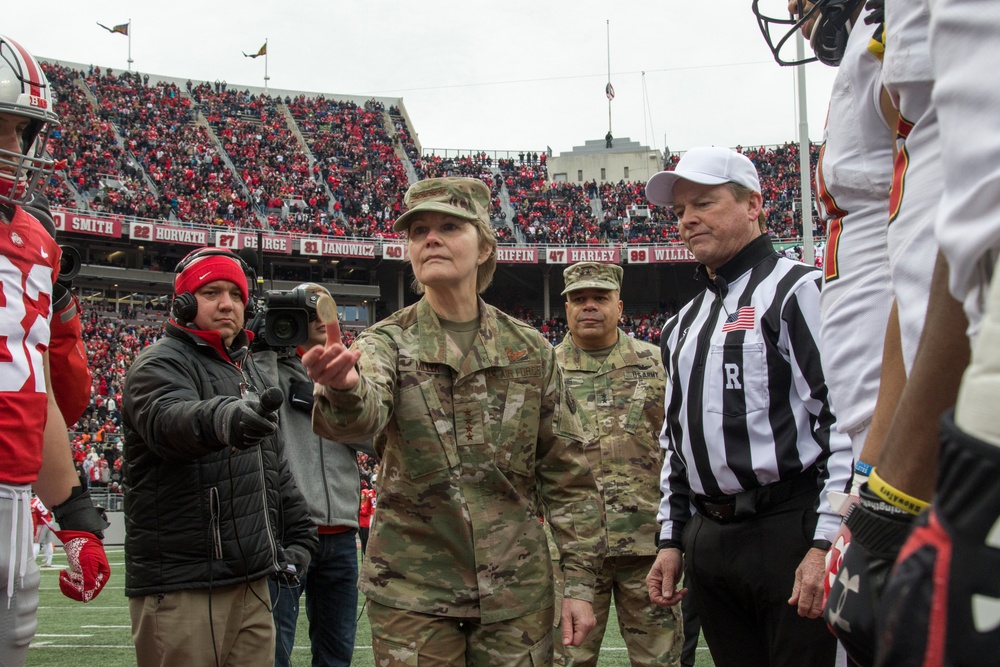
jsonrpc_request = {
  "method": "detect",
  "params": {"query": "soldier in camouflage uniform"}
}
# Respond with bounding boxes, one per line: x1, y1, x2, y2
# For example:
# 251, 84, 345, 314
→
303, 177, 605, 667
554, 262, 683, 667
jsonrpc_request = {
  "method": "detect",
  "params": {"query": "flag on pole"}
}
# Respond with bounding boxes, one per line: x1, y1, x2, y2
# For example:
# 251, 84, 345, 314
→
605, 82, 615, 101
97, 22, 129, 36
243, 43, 267, 59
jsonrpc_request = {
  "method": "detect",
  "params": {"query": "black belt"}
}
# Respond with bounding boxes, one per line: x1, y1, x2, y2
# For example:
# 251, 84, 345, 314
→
693, 467, 820, 524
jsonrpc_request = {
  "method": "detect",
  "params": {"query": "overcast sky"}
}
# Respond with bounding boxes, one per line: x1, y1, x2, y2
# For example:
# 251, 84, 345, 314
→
10, 0, 838, 156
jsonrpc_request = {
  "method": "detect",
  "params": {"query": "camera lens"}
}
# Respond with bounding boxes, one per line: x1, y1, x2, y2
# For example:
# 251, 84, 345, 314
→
270, 313, 298, 345
59, 245, 82, 283
261, 290, 311, 348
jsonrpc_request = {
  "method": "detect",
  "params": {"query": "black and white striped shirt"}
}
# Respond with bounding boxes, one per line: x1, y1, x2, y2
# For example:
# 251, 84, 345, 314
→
657, 235, 852, 545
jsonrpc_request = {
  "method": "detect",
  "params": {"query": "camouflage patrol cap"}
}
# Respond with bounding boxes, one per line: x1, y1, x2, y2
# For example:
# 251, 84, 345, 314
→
561, 262, 624, 295
392, 177, 492, 232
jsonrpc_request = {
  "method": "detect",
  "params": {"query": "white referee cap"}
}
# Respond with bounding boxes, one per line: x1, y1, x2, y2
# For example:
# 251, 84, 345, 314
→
646, 147, 761, 207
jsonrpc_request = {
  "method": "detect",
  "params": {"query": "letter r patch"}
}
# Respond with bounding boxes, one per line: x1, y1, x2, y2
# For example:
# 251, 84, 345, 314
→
724, 363, 742, 390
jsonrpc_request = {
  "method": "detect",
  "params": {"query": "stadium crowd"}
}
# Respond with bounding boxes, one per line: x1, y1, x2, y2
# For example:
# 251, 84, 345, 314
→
86, 66, 258, 227
193, 85, 329, 227
38, 62, 821, 244
286, 95, 409, 238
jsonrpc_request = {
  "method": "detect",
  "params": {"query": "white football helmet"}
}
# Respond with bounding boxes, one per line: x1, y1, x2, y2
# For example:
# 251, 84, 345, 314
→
0, 34, 59, 206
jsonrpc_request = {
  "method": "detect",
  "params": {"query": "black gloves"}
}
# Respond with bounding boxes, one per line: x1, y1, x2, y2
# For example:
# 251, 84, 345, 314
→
214, 397, 278, 449
276, 543, 311, 585
824, 482, 914, 666
283, 543, 312, 573
877, 412, 1000, 665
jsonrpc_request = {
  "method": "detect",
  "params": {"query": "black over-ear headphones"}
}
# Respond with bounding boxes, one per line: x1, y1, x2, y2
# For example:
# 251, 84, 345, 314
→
171, 248, 256, 324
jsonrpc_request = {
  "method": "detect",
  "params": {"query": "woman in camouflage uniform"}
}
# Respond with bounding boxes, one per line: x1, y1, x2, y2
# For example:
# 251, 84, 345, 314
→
303, 177, 605, 667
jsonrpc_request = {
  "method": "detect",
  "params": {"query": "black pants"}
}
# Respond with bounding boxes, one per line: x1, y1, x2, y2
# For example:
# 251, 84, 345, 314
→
683, 489, 837, 667
359, 526, 370, 555
680, 592, 701, 667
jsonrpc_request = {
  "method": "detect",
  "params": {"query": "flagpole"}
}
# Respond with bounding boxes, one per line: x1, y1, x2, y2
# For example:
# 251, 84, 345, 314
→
127, 19, 133, 72
263, 38, 269, 94
795, 30, 814, 265
606, 20, 612, 135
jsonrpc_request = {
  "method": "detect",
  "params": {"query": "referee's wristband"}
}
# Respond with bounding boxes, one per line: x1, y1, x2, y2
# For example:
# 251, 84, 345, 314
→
868, 467, 930, 516
854, 460, 874, 477
655, 536, 683, 552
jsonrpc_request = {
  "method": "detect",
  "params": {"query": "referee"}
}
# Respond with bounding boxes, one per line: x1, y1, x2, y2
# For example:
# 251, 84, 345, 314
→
643, 147, 852, 667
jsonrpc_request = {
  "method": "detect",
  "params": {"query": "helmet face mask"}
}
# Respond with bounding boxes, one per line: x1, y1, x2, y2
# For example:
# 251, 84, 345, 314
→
753, 0, 864, 67
0, 34, 59, 206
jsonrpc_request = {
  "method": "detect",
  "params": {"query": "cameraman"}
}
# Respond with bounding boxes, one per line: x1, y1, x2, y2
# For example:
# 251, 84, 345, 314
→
122, 248, 315, 667
254, 283, 374, 667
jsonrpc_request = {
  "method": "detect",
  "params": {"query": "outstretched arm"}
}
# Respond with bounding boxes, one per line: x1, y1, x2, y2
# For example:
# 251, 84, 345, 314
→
301, 319, 361, 390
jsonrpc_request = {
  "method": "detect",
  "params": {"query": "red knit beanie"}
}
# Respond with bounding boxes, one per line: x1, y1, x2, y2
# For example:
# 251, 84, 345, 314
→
174, 251, 249, 305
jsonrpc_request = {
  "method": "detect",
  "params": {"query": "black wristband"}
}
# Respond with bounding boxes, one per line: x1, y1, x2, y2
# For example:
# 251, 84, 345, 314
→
655, 526, 682, 552
811, 539, 832, 551
51, 487, 109, 540
657, 540, 684, 552
52, 282, 72, 313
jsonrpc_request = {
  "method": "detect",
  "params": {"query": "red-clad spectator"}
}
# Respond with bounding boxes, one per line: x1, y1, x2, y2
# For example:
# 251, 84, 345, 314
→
358, 480, 376, 555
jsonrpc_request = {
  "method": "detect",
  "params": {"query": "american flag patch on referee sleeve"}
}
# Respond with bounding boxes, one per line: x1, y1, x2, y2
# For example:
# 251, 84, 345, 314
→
721, 306, 755, 332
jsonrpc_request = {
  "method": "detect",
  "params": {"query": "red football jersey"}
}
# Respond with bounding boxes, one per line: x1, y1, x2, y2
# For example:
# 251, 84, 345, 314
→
30, 495, 53, 528
1, 206, 61, 484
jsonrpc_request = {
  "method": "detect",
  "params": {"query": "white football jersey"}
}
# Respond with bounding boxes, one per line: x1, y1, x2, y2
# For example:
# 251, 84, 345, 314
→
816, 13, 895, 439
929, 0, 1000, 339
883, 0, 940, 374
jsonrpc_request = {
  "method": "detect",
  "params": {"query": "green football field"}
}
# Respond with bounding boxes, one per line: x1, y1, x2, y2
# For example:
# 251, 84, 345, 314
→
31, 547, 715, 666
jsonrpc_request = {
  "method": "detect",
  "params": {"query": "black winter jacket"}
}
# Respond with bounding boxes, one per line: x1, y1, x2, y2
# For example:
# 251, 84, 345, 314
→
122, 322, 316, 597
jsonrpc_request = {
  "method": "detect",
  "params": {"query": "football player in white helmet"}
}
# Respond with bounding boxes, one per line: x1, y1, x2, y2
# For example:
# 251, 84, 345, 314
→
0, 34, 110, 667
0, 35, 59, 207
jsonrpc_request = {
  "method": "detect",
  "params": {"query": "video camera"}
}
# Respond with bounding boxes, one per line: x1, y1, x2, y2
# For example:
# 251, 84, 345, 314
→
250, 287, 322, 349
21, 192, 82, 287
59, 245, 82, 286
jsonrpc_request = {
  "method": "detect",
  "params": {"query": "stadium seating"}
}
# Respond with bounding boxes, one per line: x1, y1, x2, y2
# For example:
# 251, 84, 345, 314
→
192, 84, 328, 231
41, 62, 822, 243
286, 95, 408, 238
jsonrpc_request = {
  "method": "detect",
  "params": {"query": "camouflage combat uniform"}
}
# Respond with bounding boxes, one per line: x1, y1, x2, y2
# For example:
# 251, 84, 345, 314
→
554, 329, 683, 667
312, 297, 604, 632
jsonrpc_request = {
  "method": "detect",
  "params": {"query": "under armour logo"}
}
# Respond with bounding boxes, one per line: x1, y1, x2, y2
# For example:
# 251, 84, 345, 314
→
827, 566, 860, 632
972, 514, 1000, 633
